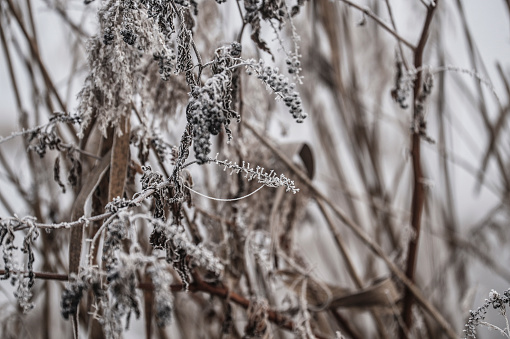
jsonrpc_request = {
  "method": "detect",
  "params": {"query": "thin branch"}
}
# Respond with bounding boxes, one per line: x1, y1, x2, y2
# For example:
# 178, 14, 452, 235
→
41, 0, 90, 39
235, 0, 247, 43
0, 269, 69, 282
338, 0, 415, 50
0, 15, 23, 112
5, 0, 67, 112
401, 2, 439, 336
384, 0, 409, 70
455, 0, 510, 192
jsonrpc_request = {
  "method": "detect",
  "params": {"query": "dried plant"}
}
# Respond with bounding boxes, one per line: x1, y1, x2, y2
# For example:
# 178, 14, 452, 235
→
0, 0, 509, 339
464, 289, 510, 338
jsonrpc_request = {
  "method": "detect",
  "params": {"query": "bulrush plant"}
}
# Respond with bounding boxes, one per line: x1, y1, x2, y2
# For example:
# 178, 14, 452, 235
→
0, 0, 509, 338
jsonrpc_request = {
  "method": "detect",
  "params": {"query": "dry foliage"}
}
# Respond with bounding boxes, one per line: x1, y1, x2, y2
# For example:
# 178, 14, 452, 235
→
0, 0, 509, 338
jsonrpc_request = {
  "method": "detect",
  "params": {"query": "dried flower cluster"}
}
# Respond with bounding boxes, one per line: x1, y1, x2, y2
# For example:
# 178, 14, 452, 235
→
413, 70, 435, 143
61, 270, 102, 321
78, 0, 182, 135
147, 262, 174, 327
0, 217, 39, 313
391, 60, 411, 109
464, 289, 510, 338
212, 157, 300, 193
245, 59, 308, 123
150, 219, 224, 279
186, 70, 237, 163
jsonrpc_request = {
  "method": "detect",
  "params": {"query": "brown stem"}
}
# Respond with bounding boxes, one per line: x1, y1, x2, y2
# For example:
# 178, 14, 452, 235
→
0, 269, 69, 281
0, 269, 327, 338
400, 3, 439, 338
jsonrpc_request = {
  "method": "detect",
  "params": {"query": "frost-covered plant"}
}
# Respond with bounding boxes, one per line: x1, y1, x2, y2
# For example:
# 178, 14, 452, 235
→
149, 219, 224, 282
211, 156, 300, 193
0, 0, 320, 337
147, 261, 174, 327
0, 217, 39, 313
186, 61, 238, 164
102, 213, 129, 272
78, 0, 183, 135
61, 269, 103, 321
244, 59, 308, 123
464, 289, 510, 338
183, 40, 308, 164
2, 0, 510, 338
102, 254, 141, 337
391, 60, 411, 109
